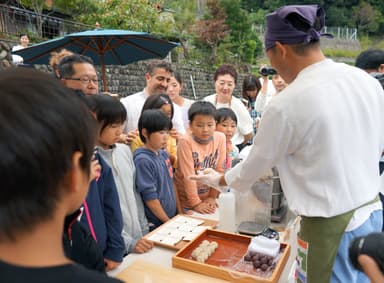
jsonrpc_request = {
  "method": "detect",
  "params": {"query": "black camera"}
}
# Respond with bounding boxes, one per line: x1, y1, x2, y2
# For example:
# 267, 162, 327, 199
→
259, 66, 277, 76
349, 232, 384, 274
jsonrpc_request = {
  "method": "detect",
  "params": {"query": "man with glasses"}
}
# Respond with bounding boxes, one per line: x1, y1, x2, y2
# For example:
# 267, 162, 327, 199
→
58, 54, 99, 96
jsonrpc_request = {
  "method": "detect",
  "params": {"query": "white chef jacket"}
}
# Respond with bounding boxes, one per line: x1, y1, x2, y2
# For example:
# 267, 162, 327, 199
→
121, 89, 185, 134
225, 59, 384, 217
204, 94, 253, 145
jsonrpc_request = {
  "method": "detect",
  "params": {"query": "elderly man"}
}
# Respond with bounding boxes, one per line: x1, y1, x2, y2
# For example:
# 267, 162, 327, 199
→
58, 54, 99, 96
192, 5, 384, 283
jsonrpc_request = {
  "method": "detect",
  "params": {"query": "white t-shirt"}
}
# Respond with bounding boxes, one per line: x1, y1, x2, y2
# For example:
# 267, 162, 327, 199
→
12, 45, 25, 64
179, 98, 194, 130
225, 59, 384, 217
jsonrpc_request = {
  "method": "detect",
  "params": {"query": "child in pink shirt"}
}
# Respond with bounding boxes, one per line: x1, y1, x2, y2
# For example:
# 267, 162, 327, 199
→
174, 101, 226, 214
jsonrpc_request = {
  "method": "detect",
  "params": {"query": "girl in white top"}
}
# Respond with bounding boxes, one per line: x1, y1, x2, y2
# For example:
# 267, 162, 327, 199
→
166, 72, 194, 130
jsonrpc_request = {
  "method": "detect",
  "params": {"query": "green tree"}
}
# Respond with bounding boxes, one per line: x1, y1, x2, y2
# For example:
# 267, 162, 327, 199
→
53, 0, 98, 20
18, 0, 47, 37
161, 1, 198, 60
194, 0, 230, 64
220, 0, 262, 64
352, 2, 380, 34
80, 0, 159, 32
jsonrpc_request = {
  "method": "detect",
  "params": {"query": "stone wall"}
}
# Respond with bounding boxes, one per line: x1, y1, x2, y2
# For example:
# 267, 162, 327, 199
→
36, 60, 248, 100
99, 62, 249, 100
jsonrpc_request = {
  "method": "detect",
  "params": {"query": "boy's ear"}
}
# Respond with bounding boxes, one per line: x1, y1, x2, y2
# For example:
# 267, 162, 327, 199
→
62, 151, 86, 194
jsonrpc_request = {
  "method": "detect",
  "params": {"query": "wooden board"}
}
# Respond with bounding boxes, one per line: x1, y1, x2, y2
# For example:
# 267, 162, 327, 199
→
172, 229, 290, 283
116, 259, 230, 283
144, 214, 218, 250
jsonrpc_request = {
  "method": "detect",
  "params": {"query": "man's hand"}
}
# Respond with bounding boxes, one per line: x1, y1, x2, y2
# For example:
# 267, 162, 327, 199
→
189, 168, 226, 193
134, 238, 154, 254
358, 254, 384, 283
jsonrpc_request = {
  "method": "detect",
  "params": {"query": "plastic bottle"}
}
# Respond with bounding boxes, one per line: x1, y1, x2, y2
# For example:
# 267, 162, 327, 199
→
218, 189, 236, 232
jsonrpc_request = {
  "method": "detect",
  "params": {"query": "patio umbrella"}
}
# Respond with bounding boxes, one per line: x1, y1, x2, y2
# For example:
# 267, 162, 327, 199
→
14, 29, 179, 91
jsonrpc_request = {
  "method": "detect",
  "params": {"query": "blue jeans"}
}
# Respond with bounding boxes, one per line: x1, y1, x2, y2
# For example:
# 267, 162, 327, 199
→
331, 209, 383, 283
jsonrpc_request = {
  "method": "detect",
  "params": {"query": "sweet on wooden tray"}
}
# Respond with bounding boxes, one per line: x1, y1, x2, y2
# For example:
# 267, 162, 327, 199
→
172, 229, 290, 283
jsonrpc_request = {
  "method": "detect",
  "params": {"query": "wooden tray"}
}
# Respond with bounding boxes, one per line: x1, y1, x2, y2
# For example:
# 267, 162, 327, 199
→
172, 229, 290, 283
144, 214, 218, 250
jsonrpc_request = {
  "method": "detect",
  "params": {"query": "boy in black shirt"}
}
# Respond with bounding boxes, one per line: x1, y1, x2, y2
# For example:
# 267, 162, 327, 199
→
0, 68, 122, 283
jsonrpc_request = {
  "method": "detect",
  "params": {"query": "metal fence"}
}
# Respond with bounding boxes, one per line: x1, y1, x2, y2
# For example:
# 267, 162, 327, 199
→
0, 4, 92, 39
323, 26, 357, 40
253, 24, 358, 40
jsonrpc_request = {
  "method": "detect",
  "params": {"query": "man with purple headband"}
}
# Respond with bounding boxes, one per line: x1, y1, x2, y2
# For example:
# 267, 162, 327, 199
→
191, 4, 384, 283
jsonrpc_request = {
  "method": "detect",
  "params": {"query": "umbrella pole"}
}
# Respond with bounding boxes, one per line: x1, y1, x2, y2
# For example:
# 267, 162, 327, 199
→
101, 63, 108, 92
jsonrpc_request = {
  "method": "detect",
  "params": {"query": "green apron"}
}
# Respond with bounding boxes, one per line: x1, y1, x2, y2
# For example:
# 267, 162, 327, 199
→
296, 196, 379, 283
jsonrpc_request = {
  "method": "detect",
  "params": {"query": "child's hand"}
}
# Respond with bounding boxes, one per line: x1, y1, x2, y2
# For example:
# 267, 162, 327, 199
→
104, 258, 121, 271
89, 158, 101, 182
193, 202, 216, 214
134, 238, 154, 254
119, 129, 138, 145
169, 128, 180, 140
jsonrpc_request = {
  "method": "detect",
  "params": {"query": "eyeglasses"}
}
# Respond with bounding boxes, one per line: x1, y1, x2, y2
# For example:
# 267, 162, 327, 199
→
64, 77, 100, 84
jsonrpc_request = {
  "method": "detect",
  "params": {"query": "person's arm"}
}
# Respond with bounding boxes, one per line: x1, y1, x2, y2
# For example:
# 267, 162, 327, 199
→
208, 132, 227, 200
167, 136, 177, 168
358, 254, 384, 283
145, 199, 171, 223
173, 184, 183, 214
172, 104, 186, 135
130, 134, 143, 153
100, 159, 125, 266
224, 104, 297, 192
242, 132, 254, 145
255, 76, 269, 113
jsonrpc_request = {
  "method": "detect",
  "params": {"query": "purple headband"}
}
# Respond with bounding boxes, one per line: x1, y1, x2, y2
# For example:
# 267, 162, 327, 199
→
264, 5, 332, 50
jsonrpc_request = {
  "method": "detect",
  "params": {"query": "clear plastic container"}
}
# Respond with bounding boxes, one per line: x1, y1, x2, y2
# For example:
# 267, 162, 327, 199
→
236, 175, 273, 234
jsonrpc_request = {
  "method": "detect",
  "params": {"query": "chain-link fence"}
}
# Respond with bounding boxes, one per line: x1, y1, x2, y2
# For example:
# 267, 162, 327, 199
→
0, 4, 92, 40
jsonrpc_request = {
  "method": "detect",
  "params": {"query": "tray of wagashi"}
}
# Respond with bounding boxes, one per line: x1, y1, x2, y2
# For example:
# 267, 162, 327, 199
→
144, 214, 218, 250
172, 229, 290, 283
